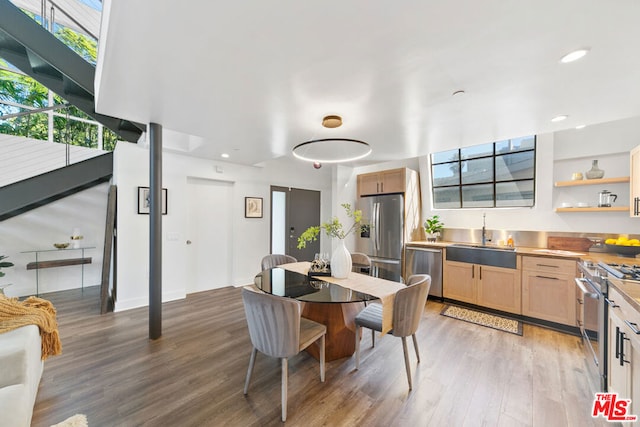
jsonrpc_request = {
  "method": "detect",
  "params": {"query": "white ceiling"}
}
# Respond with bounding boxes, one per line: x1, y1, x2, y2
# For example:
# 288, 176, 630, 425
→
94, 0, 640, 167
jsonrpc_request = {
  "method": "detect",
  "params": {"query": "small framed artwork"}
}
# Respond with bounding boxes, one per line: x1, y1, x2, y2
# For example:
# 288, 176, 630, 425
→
245, 197, 263, 218
138, 186, 168, 215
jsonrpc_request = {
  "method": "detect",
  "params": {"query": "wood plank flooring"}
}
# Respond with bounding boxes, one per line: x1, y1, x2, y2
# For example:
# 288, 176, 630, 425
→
30, 286, 611, 426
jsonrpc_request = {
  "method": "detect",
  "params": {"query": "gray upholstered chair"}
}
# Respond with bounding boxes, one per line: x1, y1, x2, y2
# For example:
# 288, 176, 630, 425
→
350, 252, 371, 274
354, 274, 431, 390
260, 254, 298, 271
241, 287, 326, 422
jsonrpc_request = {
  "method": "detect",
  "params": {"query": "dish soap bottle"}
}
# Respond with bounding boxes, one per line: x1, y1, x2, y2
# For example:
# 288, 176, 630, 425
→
507, 235, 514, 248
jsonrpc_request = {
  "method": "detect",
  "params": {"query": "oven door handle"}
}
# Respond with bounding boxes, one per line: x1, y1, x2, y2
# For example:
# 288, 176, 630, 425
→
625, 320, 640, 335
574, 278, 598, 298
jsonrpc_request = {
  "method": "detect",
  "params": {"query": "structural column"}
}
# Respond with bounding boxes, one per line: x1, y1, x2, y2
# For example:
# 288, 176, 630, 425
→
149, 123, 162, 340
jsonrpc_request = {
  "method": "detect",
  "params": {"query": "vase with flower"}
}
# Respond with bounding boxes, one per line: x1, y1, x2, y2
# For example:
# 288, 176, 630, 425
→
297, 203, 370, 279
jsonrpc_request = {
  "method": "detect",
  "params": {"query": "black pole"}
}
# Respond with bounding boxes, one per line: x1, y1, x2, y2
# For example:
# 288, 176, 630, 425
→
149, 123, 162, 340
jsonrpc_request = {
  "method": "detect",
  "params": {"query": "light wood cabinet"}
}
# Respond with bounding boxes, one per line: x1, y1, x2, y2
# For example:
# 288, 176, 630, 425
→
521, 256, 576, 326
357, 168, 405, 196
443, 260, 521, 314
631, 144, 640, 217
607, 285, 640, 424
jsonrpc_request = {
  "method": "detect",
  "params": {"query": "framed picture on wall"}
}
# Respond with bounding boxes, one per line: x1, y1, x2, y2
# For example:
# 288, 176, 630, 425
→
138, 186, 168, 215
245, 197, 263, 218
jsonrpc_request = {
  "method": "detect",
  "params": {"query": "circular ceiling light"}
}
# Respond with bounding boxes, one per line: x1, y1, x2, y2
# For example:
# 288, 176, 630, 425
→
292, 138, 372, 163
551, 115, 568, 122
560, 48, 590, 63
322, 115, 343, 128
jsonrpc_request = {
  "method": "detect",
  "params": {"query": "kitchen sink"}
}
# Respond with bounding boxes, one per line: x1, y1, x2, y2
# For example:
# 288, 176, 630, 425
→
446, 243, 518, 269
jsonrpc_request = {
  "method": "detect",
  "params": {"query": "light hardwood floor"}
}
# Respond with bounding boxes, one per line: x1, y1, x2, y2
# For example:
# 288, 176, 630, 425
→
30, 285, 611, 426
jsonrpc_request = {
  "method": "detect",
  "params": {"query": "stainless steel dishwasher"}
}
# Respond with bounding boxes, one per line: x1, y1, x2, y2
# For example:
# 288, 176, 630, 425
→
404, 246, 443, 298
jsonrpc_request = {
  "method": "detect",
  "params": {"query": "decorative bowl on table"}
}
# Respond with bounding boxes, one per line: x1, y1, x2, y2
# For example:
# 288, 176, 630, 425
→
53, 243, 70, 249
604, 244, 640, 257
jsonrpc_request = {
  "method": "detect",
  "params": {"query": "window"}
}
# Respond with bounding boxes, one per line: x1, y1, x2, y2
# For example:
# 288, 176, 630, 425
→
431, 136, 536, 209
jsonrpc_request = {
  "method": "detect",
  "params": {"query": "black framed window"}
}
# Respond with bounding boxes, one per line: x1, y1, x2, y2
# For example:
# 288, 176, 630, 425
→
431, 136, 536, 209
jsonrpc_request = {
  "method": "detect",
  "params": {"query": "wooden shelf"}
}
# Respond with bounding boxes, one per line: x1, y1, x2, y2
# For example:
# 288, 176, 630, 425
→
554, 176, 630, 187
555, 206, 629, 213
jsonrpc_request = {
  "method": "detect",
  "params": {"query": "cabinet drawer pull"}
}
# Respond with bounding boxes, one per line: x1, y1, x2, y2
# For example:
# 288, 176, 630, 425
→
536, 264, 559, 268
606, 298, 620, 308
624, 320, 640, 335
535, 275, 559, 280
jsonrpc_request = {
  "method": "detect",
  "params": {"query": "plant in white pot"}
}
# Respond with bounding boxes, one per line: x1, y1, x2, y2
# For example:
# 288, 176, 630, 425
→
0, 255, 15, 295
297, 203, 369, 279
424, 215, 444, 242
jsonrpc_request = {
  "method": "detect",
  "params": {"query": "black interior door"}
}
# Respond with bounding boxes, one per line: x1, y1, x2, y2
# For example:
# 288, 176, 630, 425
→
271, 186, 320, 262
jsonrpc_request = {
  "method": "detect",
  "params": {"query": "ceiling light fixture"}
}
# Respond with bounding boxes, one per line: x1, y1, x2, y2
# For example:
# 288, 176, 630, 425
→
322, 115, 343, 128
452, 90, 465, 97
560, 48, 590, 63
575, 124, 586, 130
551, 115, 568, 122
293, 138, 372, 163
221, 153, 230, 158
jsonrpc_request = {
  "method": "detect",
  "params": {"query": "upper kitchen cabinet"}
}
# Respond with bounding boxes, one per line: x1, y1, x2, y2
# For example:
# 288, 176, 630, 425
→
357, 168, 405, 196
631, 144, 640, 217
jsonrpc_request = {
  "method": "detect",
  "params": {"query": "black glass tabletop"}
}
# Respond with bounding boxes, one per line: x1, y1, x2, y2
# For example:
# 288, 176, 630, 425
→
254, 268, 375, 303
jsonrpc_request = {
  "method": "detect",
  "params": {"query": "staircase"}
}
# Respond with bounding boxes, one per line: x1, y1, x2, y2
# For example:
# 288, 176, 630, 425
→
0, 0, 144, 142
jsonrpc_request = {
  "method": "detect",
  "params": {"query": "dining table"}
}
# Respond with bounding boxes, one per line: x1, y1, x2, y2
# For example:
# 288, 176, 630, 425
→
253, 261, 406, 361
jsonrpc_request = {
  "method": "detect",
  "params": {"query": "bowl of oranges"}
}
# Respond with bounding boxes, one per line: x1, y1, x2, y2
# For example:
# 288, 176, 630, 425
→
604, 237, 640, 257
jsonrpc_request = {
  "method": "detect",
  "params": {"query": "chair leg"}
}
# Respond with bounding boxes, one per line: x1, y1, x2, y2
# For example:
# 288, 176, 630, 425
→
371, 329, 375, 347
243, 347, 257, 395
320, 334, 325, 382
355, 325, 361, 369
282, 358, 288, 422
401, 336, 413, 390
412, 333, 421, 363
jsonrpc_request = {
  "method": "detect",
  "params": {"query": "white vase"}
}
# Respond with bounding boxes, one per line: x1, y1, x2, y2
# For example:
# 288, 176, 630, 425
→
331, 239, 352, 279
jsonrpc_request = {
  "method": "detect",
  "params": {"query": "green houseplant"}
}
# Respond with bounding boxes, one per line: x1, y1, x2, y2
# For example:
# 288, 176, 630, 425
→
297, 203, 369, 278
0, 255, 15, 295
424, 215, 444, 242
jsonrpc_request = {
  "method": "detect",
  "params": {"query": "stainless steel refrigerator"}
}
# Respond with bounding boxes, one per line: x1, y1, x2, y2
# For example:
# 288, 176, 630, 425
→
356, 194, 404, 282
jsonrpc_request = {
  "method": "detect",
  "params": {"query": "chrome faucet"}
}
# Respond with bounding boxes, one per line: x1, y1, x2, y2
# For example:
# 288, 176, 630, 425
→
482, 213, 487, 246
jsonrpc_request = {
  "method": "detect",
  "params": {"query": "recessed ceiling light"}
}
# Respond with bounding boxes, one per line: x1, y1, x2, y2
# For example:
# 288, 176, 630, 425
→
452, 90, 465, 97
551, 115, 568, 122
221, 153, 230, 158
560, 48, 590, 63
575, 124, 586, 129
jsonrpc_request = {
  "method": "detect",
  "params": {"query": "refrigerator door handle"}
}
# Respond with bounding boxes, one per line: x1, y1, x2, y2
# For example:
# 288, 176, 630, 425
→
375, 202, 381, 252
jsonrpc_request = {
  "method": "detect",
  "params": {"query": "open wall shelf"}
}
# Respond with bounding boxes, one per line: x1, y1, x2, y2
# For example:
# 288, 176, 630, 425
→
554, 176, 630, 187
555, 206, 629, 213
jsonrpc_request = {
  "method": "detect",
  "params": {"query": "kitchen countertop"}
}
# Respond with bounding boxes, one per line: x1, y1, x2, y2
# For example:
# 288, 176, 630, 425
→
408, 239, 640, 313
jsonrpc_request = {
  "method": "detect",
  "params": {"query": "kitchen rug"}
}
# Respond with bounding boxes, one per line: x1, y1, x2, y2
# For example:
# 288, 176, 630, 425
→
440, 305, 523, 336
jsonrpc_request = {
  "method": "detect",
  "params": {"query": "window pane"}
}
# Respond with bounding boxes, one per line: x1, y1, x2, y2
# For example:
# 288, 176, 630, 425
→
461, 143, 493, 159
432, 149, 459, 164
496, 180, 534, 207
432, 163, 460, 187
495, 151, 535, 181
433, 187, 460, 209
462, 184, 494, 208
496, 136, 535, 154
461, 158, 493, 184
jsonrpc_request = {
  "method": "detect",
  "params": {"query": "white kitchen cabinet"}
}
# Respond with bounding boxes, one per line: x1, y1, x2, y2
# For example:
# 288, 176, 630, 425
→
521, 256, 576, 326
443, 260, 521, 314
631, 144, 640, 217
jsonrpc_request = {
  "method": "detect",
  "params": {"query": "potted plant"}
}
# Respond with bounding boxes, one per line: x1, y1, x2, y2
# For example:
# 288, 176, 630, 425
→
297, 203, 369, 278
0, 255, 15, 295
424, 215, 444, 242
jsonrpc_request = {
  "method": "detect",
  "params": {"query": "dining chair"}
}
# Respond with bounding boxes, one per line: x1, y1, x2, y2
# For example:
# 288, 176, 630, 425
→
241, 287, 326, 422
350, 252, 371, 274
260, 254, 298, 271
353, 274, 431, 390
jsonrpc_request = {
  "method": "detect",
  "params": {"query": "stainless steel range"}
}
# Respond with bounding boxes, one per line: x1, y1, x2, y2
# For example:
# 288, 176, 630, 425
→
576, 260, 608, 392
577, 261, 640, 393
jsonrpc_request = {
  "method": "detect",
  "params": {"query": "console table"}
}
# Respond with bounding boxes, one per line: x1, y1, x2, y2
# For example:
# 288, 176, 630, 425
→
21, 247, 95, 296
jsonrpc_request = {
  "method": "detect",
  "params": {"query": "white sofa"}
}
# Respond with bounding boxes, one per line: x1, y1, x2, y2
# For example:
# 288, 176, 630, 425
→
0, 325, 44, 427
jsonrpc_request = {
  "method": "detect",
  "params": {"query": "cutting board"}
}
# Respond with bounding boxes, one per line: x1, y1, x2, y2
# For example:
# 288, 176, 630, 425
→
547, 237, 593, 251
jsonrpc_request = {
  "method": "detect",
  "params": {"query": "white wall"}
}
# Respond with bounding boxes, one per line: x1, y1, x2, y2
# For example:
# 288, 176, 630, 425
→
112, 141, 333, 311
417, 117, 640, 234
0, 183, 108, 297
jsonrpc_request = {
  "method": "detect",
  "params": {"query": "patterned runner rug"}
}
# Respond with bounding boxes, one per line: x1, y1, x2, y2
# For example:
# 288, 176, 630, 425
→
440, 305, 523, 336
